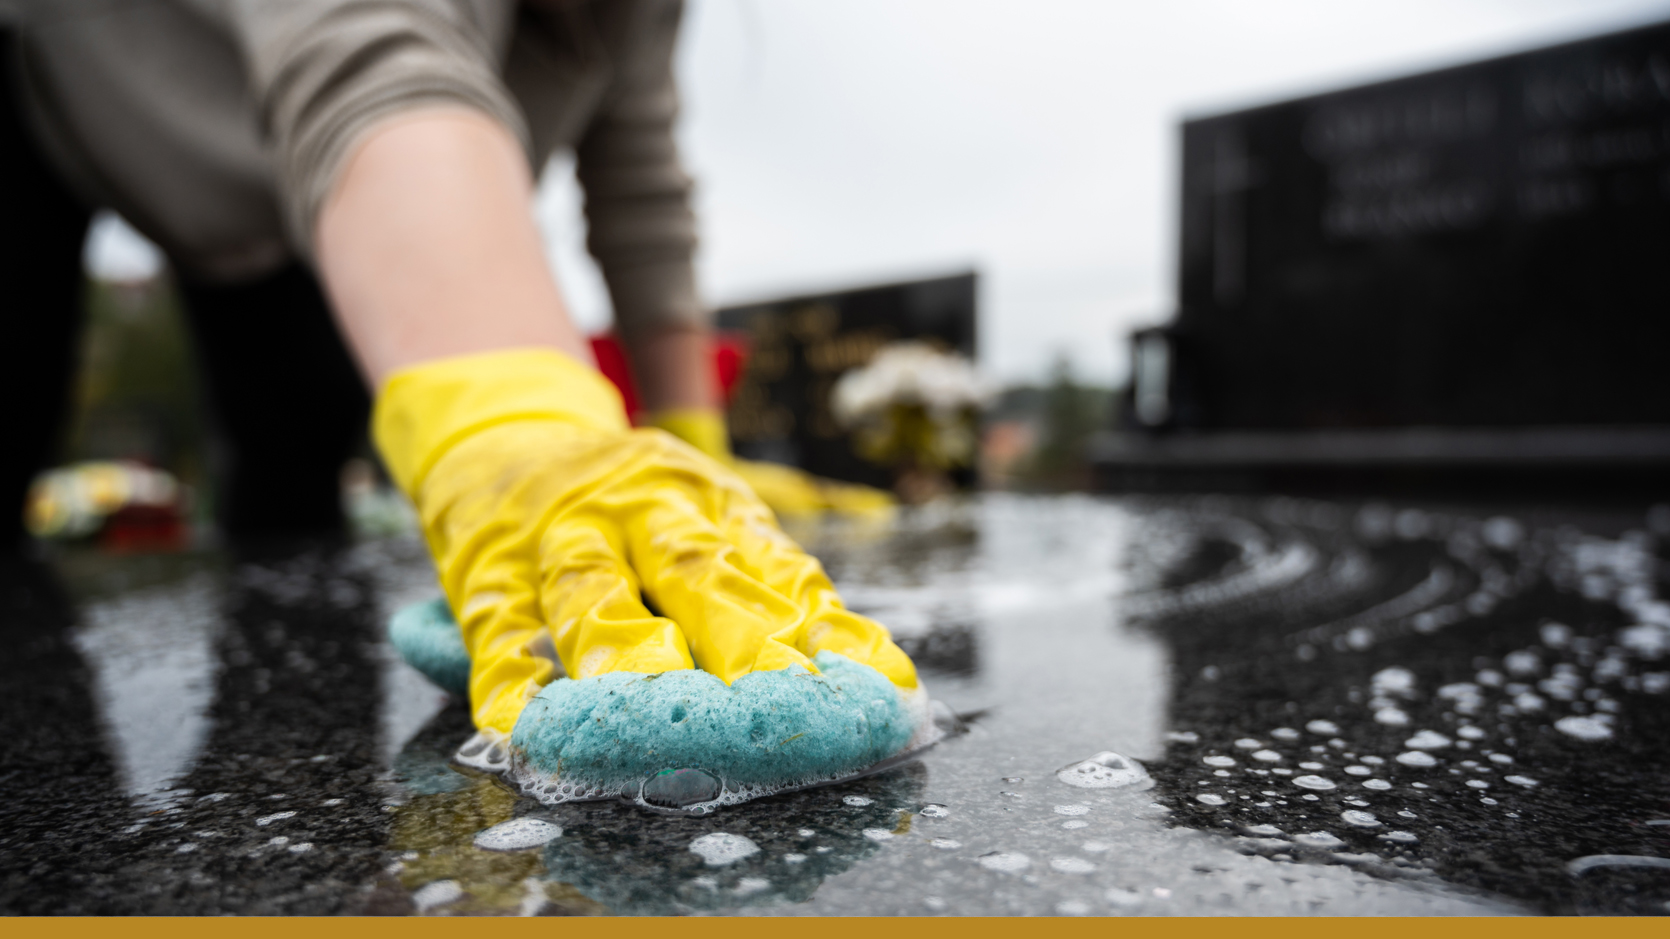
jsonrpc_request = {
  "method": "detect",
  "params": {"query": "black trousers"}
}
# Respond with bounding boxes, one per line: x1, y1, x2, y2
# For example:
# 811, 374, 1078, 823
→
2, 32, 369, 542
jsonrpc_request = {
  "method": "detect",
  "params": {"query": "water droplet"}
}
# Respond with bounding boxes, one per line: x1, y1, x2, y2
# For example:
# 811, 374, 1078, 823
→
1504, 651, 1540, 676
842, 795, 874, 807
1082, 841, 1112, 853
1383, 831, 1418, 844
473, 817, 562, 852
1062, 819, 1088, 829
1374, 707, 1410, 726
1057, 899, 1092, 916
1404, 730, 1452, 750
1001, 777, 1024, 784
1298, 761, 1324, 770
931, 838, 962, 850
919, 804, 949, 818
1106, 888, 1144, 908
1056, 751, 1152, 790
1243, 824, 1284, 837
1234, 738, 1263, 749
1341, 810, 1381, 828
1197, 794, 1227, 805
1457, 725, 1486, 741
1504, 775, 1540, 787
783, 853, 807, 864
1271, 727, 1301, 741
287, 842, 313, 854
1395, 751, 1439, 768
977, 852, 1030, 873
1344, 765, 1370, 776
1362, 779, 1393, 791
688, 832, 760, 866
1050, 857, 1096, 874
1294, 831, 1345, 849
797, 828, 816, 837
1397, 810, 1418, 818
861, 828, 893, 843
641, 767, 722, 808
1293, 775, 1336, 791
255, 811, 296, 827
1554, 715, 1613, 741
1053, 803, 1090, 816
1305, 720, 1339, 735
1465, 779, 1490, 789
1203, 755, 1237, 767
411, 880, 463, 912
1166, 731, 1200, 743
734, 877, 770, 895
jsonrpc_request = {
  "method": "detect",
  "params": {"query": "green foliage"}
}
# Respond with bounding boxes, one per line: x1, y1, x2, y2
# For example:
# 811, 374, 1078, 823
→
994, 355, 1115, 490
65, 278, 206, 494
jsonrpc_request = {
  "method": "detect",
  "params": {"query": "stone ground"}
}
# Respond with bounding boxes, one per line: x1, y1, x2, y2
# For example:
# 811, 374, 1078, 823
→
1, 494, 1666, 915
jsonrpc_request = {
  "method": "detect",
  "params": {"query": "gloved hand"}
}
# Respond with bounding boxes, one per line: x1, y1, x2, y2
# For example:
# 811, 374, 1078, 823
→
647, 409, 895, 519
374, 349, 918, 738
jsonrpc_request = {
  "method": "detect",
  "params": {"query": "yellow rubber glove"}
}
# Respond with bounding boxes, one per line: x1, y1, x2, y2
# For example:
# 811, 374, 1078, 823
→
374, 349, 917, 738
647, 409, 896, 519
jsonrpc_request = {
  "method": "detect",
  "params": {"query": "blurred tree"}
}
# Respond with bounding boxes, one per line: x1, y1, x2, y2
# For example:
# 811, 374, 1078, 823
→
64, 277, 207, 501
1025, 355, 1113, 490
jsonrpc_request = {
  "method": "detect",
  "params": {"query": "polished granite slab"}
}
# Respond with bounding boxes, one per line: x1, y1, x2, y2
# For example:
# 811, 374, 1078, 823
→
2, 494, 1665, 915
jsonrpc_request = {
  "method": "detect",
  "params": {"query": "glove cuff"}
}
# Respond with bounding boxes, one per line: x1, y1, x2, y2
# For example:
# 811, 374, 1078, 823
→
645, 408, 732, 462
374, 348, 629, 494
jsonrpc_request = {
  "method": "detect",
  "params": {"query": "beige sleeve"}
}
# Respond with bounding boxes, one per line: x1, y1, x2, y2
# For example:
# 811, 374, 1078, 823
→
222, 0, 526, 255
574, 0, 705, 337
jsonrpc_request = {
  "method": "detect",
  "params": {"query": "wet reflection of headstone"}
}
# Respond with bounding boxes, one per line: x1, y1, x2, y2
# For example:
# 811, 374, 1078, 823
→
385, 700, 928, 916
0, 556, 136, 913
719, 273, 976, 488
142, 541, 391, 914
540, 765, 927, 914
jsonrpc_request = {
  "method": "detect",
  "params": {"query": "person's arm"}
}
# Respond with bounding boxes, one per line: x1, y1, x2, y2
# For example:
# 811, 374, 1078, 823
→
316, 109, 589, 386
570, 0, 715, 414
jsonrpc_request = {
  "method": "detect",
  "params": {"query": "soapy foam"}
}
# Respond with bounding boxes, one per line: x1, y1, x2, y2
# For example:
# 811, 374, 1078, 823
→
393, 601, 939, 814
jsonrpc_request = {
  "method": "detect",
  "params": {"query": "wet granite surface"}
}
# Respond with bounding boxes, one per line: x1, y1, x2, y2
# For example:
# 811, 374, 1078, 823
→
1, 494, 1666, 916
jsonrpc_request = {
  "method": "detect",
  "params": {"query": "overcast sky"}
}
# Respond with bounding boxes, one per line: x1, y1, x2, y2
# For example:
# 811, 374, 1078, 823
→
92, 0, 1670, 387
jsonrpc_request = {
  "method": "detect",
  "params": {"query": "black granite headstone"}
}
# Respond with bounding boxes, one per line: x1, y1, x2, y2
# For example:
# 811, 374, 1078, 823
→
1169, 19, 1670, 431
717, 272, 977, 488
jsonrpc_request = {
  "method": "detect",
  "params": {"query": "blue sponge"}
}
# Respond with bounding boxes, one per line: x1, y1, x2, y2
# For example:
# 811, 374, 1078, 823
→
388, 598, 471, 697
388, 598, 937, 813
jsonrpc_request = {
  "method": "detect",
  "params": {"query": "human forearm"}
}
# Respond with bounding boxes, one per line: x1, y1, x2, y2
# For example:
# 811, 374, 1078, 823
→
315, 110, 591, 387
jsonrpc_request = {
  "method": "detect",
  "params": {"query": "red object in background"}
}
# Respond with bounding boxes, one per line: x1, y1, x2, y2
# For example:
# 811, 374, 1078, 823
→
588, 332, 750, 421
99, 503, 188, 553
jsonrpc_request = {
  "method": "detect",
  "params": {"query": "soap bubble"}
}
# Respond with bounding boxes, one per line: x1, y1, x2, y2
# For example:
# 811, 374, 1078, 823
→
1341, 810, 1381, 828
688, 832, 760, 866
1056, 751, 1153, 790
473, 817, 562, 852
1554, 716, 1613, 741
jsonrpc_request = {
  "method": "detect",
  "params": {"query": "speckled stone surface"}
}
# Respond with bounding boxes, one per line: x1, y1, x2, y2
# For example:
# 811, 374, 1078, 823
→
2, 495, 1666, 915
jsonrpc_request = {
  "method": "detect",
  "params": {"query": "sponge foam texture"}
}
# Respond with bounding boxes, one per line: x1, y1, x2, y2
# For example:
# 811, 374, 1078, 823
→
512, 652, 915, 792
